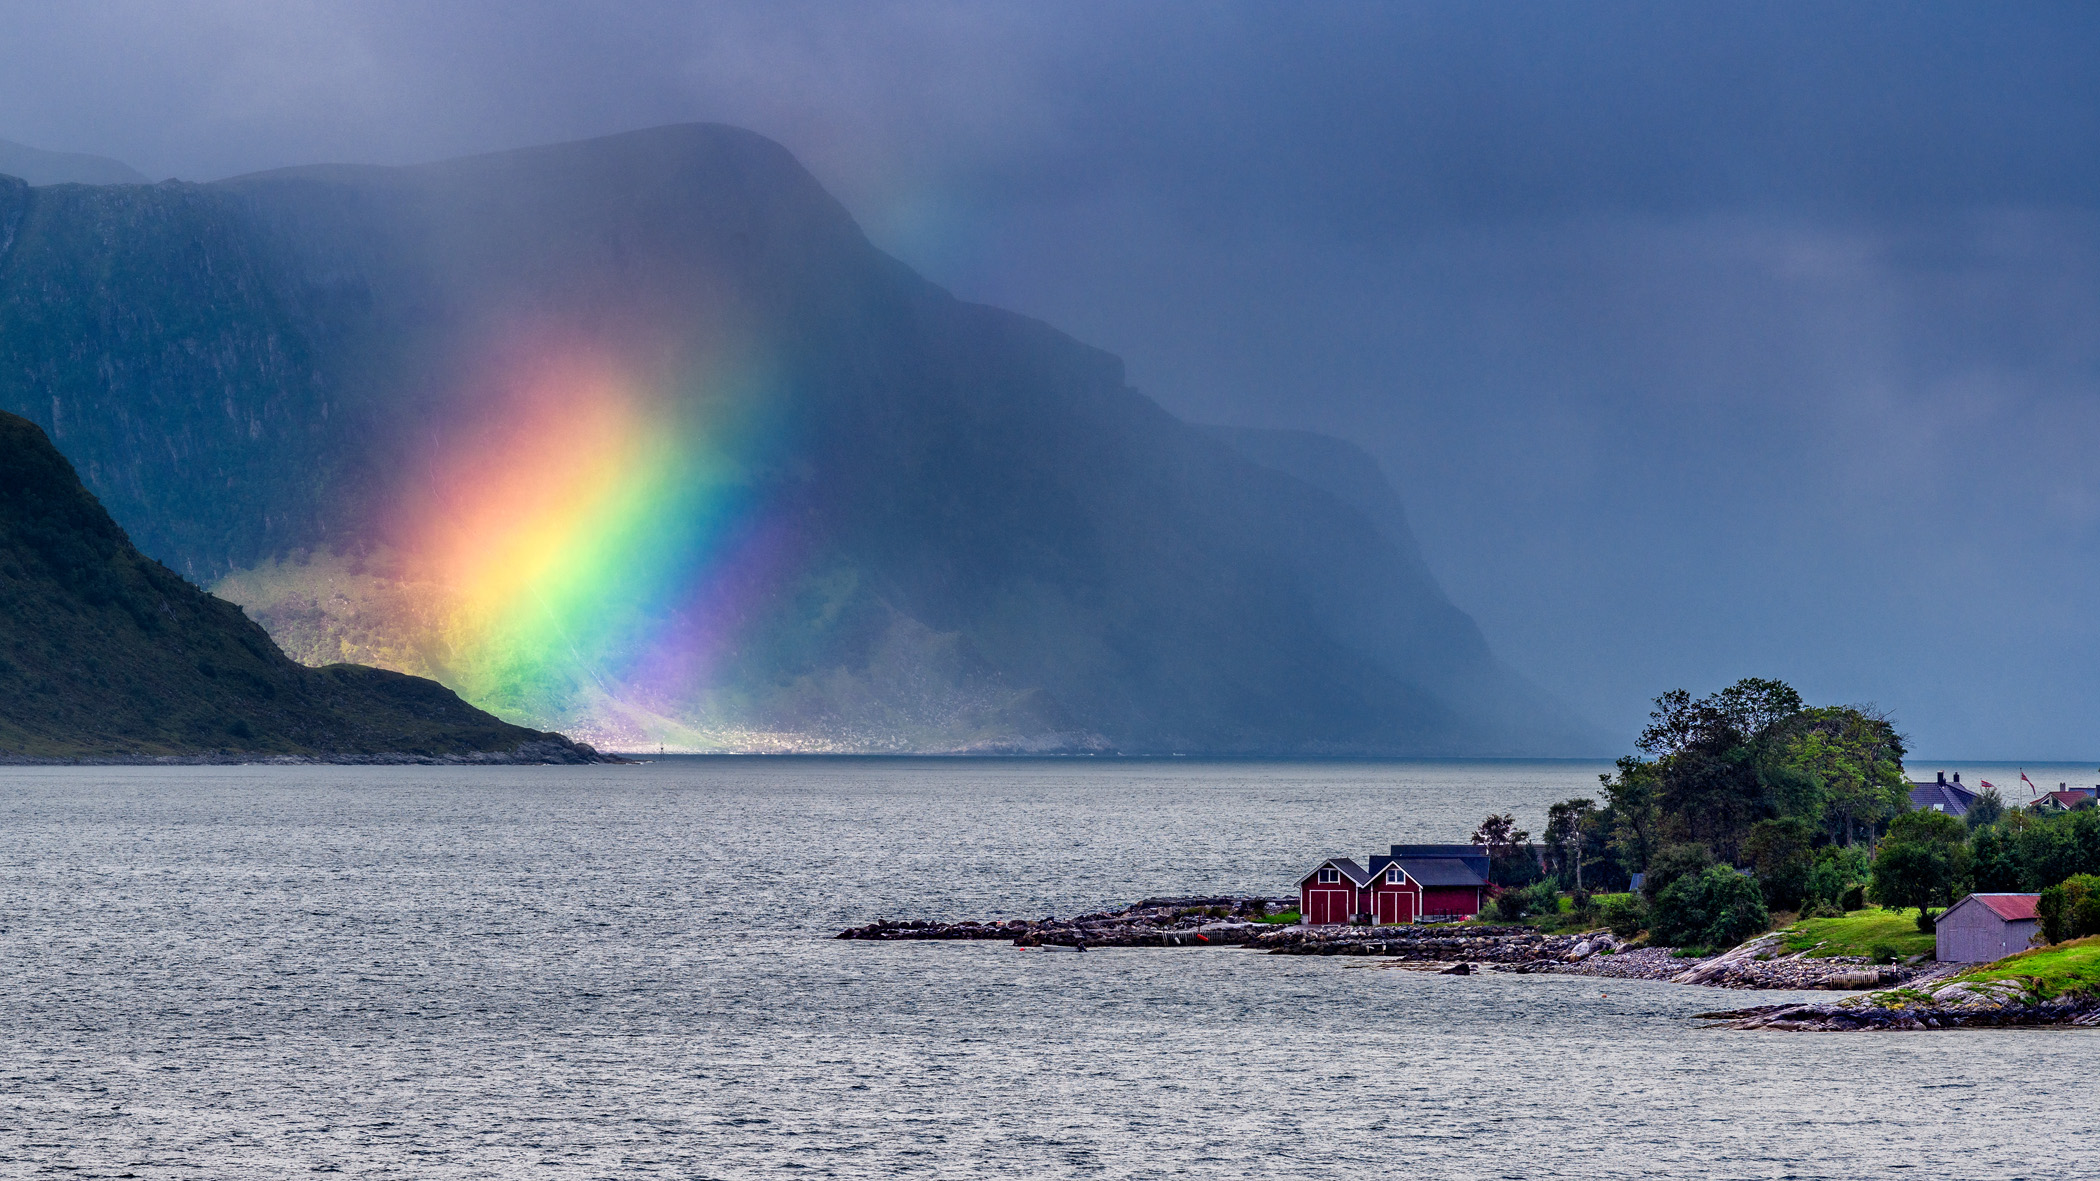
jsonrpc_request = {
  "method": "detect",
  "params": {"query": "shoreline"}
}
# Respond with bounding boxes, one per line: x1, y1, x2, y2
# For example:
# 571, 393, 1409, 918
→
0, 738, 627, 766
835, 896, 1943, 992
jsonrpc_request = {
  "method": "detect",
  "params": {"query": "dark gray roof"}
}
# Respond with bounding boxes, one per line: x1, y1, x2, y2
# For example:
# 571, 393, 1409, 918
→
1396, 857, 1487, 888
1392, 843, 1490, 877
1908, 782, 1977, 816
1328, 858, 1373, 886
1299, 857, 1375, 886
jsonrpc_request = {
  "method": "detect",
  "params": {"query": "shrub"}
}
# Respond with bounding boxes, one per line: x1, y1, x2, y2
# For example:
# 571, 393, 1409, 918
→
1649, 865, 1770, 949
1599, 893, 1649, 937
2037, 874, 2100, 945
1744, 818, 1816, 911
1802, 846, 1870, 914
1642, 843, 1715, 905
1870, 809, 1971, 931
1493, 879, 1559, 922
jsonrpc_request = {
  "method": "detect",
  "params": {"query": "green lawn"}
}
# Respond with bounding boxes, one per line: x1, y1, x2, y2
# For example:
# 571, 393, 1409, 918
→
1779, 907, 1935, 961
1254, 911, 1300, 925
1954, 935, 2100, 999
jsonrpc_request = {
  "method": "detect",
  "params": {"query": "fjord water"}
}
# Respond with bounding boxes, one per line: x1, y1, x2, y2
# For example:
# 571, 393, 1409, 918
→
0, 760, 2088, 1178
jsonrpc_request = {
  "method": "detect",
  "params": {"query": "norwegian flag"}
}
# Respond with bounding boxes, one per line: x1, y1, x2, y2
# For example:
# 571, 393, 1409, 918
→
2022, 770, 2039, 796
1979, 780, 1995, 790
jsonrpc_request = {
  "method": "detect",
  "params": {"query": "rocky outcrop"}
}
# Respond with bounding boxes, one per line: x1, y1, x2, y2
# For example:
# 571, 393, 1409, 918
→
1248, 923, 1594, 963
836, 897, 1292, 947
1704, 978, 2100, 1030
1659, 932, 1934, 990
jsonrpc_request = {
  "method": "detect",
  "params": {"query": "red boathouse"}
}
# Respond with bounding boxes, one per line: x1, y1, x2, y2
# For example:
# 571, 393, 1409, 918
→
1297, 845, 1489, 925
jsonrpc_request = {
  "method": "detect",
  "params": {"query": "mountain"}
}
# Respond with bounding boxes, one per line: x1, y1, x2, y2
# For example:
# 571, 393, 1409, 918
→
0, 409, 595, 761
0, 138, 148, 186
0, 126, 1598, 754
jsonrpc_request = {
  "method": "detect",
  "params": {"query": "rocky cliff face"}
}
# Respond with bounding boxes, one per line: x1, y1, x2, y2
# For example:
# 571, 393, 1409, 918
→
0, 125, 1597, 754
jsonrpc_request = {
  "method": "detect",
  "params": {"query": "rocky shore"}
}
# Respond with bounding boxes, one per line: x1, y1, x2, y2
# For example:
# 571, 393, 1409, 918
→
836, 897, 1939, 990
836, 897, 1289, 948
1703, 977, 2100, 1030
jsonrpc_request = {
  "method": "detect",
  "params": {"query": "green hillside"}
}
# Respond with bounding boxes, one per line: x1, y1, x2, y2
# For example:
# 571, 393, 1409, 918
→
0, 411, 595, 760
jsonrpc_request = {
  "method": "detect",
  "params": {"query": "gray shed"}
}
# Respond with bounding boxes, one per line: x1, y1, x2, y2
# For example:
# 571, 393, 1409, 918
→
1935, 893, 2041, 963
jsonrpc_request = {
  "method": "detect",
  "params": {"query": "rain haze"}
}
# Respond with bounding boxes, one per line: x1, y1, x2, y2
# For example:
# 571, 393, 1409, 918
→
3, 0, 2096, 758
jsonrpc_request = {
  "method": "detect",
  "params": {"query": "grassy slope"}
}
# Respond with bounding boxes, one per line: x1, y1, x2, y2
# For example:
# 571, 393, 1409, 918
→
0, 411, 579, 757
1780, 907, 1936, 960
1953, 936, 2100, 999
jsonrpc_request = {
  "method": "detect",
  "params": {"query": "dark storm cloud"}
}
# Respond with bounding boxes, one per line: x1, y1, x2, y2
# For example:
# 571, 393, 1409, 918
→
2, 1, 2097, 754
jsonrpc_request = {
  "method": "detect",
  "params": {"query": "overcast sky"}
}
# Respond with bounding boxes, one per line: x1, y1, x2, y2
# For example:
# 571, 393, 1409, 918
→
4, 1, 2098, 757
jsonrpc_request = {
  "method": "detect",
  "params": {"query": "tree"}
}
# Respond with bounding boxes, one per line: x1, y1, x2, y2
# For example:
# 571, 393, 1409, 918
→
1597, 757, 1662, 878
1869, 810, 1972, 931
1649, 865, 1771, 950
1801, 846, 1870, 914
1742, 817, 1816, 911
1545, 797, 1597, 890
1472, 813, 1525, 862
2037, 874, 2100, 945
1471, 812, 1537, 887
1965, 785, 2006, 832
1772, 706, 1908, 847
1641, 843, 1715, 905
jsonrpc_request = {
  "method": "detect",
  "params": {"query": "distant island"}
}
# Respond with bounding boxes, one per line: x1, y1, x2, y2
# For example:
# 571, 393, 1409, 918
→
0, 410, 602, 763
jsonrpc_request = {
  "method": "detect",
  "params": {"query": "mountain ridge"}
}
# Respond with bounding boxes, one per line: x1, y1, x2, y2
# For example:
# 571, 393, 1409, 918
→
0, 123, 1600, 755
0, 138, 148, 186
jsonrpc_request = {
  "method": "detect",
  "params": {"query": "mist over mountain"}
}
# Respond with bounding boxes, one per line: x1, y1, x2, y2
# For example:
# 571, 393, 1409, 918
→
0, 126, 1596, 754
0, 138, 146, 186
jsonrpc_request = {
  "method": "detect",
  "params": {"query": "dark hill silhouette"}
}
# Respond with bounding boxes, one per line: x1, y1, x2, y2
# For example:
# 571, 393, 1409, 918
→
0, 411, 596, 761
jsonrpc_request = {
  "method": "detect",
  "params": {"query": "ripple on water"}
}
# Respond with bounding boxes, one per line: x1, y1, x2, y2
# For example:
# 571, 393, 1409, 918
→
0, 758, 2088, 1178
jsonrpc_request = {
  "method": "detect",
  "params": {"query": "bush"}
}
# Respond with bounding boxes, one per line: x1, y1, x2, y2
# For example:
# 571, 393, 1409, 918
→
1493, 879, 1559, 922
1744, 818, 1816, 911
2037, 874, 2100, 945
1802, 846, 1870, 914
1599, 892, 1649, 937
1649, 865, 1771, 949
1642, 843, 1715, 904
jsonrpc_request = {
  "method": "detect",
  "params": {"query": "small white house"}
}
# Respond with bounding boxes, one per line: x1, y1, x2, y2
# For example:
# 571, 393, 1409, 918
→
1935, 893, 2041, 963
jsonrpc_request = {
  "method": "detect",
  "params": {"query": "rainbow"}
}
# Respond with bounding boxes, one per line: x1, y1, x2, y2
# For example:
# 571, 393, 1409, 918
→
379, 342, 802, 745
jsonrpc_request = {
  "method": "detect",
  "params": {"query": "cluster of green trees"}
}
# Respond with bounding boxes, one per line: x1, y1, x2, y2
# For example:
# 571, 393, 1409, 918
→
1527, 679, 1905, 943
1471, 676, 2100, 949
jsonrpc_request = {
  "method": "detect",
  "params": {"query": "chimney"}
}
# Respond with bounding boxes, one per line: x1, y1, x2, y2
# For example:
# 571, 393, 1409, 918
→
1953, 772, 1961, 785
1937, 771, 1947, 785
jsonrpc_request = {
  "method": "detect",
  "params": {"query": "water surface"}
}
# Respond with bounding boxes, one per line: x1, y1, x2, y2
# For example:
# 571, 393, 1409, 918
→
0, 759, 2082, 1178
